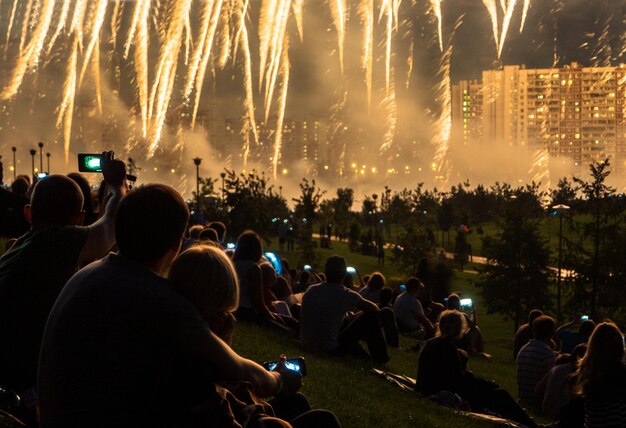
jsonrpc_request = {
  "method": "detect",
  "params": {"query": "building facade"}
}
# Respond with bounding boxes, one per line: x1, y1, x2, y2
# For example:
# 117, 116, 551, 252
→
452, 63, 626, 175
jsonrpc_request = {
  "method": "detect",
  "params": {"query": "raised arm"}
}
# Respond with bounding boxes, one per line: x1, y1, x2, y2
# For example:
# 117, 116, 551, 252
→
78, 154, 127, 263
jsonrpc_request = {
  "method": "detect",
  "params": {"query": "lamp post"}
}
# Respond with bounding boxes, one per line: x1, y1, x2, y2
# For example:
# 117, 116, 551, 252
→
553, 203, 570, 324
11, 146, 16, 180
220, 171, 226, 200
38, 142, 44, 173
279, 186, 283, 197
46, 152, 51, 173
193, 157, 202, 206
29, 149, 36, 181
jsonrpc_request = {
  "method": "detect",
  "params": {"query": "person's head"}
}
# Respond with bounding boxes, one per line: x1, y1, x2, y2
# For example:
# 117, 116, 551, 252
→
532, 315, 556, 341
571, 343, 587, 360
446, 293, 461, 310
579, 320, 596, 338
260, 262, 277, 288
25, 175, 84, 227
299, 270, 310, 284
437, 310, 467, 340
199, 227, 219, 244
379, 287, 393, 307
233, 230, 262, 262
188, 225, 204, 240
208, 221, 226, 242
16, 174, 31, 186
577, 323, 625, 393
116, 184, 189, 268
528, 309, 544, 325
324, 255, 347, 284
67, 172, 94, 217
405, 277, 424, 296
275, 276, 292, 299
11, 177, 29, 196
169, 245, 239, 322
367, 272, 385, 291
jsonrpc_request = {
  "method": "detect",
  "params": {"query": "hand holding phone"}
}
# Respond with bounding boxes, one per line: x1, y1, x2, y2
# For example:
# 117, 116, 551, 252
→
346, 266, 357, 275
265, 355, 303, 397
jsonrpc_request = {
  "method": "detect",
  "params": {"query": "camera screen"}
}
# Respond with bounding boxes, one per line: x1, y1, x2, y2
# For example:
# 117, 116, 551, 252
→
346, 267, 356, 274
78, 154, 103, 173
267, 361, 301, 373
460, 298, 473, 308
264, 252, 283, 275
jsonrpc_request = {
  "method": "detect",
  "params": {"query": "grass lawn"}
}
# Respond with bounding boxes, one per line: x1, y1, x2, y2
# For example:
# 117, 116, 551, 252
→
231, 241, 527, 427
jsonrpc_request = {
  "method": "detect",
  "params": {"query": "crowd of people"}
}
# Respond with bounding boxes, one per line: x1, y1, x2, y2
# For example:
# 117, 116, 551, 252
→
0, 157, 624, 428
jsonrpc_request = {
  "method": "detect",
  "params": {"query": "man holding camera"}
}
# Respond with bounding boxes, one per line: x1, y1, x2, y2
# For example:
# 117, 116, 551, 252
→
0, 152, 126, 399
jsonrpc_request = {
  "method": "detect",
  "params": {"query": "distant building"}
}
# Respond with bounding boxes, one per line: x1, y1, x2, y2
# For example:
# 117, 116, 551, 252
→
452, 63, 626, 174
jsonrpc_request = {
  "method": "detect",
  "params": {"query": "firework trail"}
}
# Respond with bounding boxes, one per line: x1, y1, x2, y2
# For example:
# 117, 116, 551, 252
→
133, 0, 151, 137
430, 0, 444, 51
70, 0, 88, 49
519, 0, 531, 32
292, 0, 304, 41
382, 0, 394, 95
358, 0, 374, 109
183, 0, 214, 99
1, 0, 54, 100
329, 0, 346, 75
109, 0, 124, 50
78, 0, 108, 88
46, 0, 72, 54
4, 0, 19, 54
238, 14, 260, 167
273, 37, 290, 178
147, 0, 192, 154
217, 2, 232, 69
57, 34, 78, 163
190, 0, 224, 128
432, 44, 453, 186
482, 0, 500, 55
18, 0, 33, 53
498, 0, 517, 58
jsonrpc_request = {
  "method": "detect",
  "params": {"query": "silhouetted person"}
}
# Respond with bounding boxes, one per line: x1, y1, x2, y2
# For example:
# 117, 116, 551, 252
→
513, 309, 544, 359
67, 172, 98, 225
0, 178, 30, 238
0, 160, 125, 399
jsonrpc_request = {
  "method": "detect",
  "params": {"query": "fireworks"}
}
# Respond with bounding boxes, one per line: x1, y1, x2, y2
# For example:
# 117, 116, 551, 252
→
0, 0, 542, 178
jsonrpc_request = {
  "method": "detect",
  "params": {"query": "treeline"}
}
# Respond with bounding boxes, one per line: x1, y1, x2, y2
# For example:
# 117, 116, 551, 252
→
193, 160, 626, 326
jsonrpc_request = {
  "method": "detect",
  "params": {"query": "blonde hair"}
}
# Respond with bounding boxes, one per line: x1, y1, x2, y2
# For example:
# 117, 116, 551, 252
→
169, 245, 239, 322
575, 322, 625, 395
437, 310, 467, 339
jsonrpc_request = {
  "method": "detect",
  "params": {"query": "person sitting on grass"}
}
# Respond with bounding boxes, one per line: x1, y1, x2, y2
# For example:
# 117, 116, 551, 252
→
516, 315, 557, 412
300, 255, 389, 366
359, 272, 385, 304
0, 155, 125, 403
233, 230, 293, 333
416, 310, 538, 427
513, 309, 544, 359
536, 343, 587, 420
393, 277, 436, 339
207, 220, 227, 246
169, 245, 341, 428
445, 293, 489, 358
199, 227, 220, 245
38, 184, 239, 427
556, 316, 595, 354
573, 322, 626, 428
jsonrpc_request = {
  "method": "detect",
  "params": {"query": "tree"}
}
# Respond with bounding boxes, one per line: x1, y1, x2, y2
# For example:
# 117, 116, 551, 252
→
563, 159, 621, 320
293, 179, 325, 264
550, 178, 577, 207
391, 225, 436, 275
331, 188, 354, 239
476, 202, 553, 331
223, 170, 288, 239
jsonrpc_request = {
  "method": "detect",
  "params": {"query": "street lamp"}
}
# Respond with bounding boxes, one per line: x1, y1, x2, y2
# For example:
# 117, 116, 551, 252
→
193, 157, 202, 206
38, 142, 44, 173
279, 186, 283, 197
29, 149, 36, 181
46, 152, 51, 173
553, 203, 571, 324
220, 171, 226, 200
11, 147, 16, 180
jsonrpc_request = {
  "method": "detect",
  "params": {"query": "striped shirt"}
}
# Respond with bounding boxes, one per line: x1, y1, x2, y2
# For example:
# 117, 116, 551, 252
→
516, 339, 556, 410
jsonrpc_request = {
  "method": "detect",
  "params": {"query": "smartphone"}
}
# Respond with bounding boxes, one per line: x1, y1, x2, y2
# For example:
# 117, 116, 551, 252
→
226, 243, 236, 250
264, 252, 283, 275
346, 266, 356, 275
460, 298, 473, 309
36, 172, 49, 180
580, 315, 589, 321
78, 153, 103, 173
303, 264, 312, 271
263, 357, 307, 377
399, 284, 406, 291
